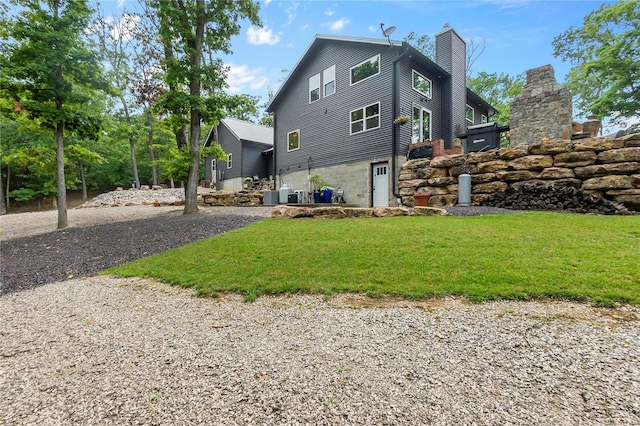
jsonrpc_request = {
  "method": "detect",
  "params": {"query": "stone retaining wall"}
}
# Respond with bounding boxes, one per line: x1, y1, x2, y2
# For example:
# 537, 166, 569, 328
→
201, 190, 264, 207
399, 134, 640, 211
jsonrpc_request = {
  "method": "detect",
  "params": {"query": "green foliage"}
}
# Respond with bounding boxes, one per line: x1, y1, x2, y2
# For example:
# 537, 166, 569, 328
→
404, 31, 435, 60
467, 72, 524, 126
552, 1, 640, 127
108, 213, 640, 306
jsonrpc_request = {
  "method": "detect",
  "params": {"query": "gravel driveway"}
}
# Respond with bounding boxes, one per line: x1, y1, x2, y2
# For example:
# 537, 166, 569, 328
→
1, 202, 639, 424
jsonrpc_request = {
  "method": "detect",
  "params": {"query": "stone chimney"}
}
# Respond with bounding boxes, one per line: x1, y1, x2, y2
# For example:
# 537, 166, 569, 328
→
510, 64, 572, 147
435, 24, 466, 148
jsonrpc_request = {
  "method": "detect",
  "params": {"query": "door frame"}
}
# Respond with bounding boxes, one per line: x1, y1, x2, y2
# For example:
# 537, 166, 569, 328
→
371, 161, 389, 207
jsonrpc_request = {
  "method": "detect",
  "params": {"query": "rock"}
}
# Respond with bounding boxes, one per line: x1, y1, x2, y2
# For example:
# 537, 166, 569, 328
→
343, 208, 374, 218
507, 155, 554, 171
420, 167, 448, 178
152, 185, 163, 190
116, 187, 123, 191
582, 175, 632, 190
428, 195, 457, 207
574, 162, 639, 178
413, 207, 450, 216
472, 181, 508, 194
140, 185, 150, 190
271, 206, 314, 218
528, 139, 573, 155
538, 167, 575, 179
471, 173, 498, 184
574, 138, 624, 152
430, 154, 465, 168
312, 206, 347, 219
620, 133, 640, 147
427, 177, 456, 186
403, 158, 431, 171
497, 146, 528, 160
372, 207, 411, 217
632, 174, 640, 188
495, 170, 539, 181
596, 147, 640, 163
466, 150, 499, 164
553, 151, 597, 167
477, 160, 509, 173
398, 179, 427, 189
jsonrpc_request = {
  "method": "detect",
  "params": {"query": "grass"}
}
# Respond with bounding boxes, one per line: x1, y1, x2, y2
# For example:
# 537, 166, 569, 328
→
105, 212, 640, 306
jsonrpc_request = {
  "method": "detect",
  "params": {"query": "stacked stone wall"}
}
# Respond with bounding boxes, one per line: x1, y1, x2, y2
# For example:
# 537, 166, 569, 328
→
399, 134, 640, 211
201, 190, 264, 207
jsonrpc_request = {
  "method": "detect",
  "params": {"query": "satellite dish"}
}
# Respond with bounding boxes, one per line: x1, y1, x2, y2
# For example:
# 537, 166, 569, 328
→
380, 23, 397, 46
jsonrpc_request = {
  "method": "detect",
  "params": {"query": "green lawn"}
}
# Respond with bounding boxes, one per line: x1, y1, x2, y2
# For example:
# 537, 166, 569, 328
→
106, 212, 640, 306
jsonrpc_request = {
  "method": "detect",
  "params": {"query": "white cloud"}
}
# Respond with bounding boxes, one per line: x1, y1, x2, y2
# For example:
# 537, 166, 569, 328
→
227, 64, 269, 94
368, 25, 377, 33
111, 13, 139, 41
246, 26, 281, 45
325, 8, 335, 16
264, 0, 272, 5
117, 0, 125, 7
328, 18, 350, 33
283, 2, 299, 27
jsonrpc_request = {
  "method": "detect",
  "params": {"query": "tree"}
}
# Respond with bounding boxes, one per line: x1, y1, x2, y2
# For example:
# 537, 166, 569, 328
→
1, 0, 107, 228
150, 0, 261, 214
467, 71, 524, 126
552, 1, 640, 128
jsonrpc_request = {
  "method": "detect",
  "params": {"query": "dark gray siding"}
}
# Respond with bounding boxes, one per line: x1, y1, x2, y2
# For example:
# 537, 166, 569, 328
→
218, 124, 242, 180
435, 28, 466, 147
273, 41, 400, 174
396, 57, 445, 155
241, 140, 270, 179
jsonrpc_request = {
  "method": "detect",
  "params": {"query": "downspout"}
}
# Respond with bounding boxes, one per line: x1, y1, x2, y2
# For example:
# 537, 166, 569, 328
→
272, 112, 277, 190
391, 46, 411, 201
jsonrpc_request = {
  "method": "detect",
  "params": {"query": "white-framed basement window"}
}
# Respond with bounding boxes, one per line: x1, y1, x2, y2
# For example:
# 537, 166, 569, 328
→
412, 104, 432, 143
309, 73, 320, 103
323, 65, 335, 97
227, 153, 233, 169
287, 129, 300, 152
466, 104, 474, 124
412, 69, 432, 98
350, 54, 380, 85
350, 102, 380, 135
481, 114, 488, 124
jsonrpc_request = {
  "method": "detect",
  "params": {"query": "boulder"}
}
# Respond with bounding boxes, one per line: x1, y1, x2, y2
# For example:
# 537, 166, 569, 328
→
467, 150, 499, 164
507, 155, 554, 171
538, 167, 575, 179
398, 179, 427, 189
472, 181, 509, 194
495, 170, 539, 181
471, 173, 498, 184
477, 160, 509, 173
497, 146, 528, 160
574, 138, 624, 152
574, 162, 639, 178
344, 208, 375, 218
582, 175, 632, 190
597, 147, 640, 163
620, 133, 640, 147
528, 139, 573, 155
413, 206, 450, 216
312, 206, 347, 219
372, 207, 411, 217
430, 154, 465, 168
553, 151, 597, 167
427, 177, 457, 186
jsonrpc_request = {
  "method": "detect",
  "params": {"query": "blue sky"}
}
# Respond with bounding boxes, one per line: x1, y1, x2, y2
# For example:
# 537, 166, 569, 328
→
108, 0, 611, 109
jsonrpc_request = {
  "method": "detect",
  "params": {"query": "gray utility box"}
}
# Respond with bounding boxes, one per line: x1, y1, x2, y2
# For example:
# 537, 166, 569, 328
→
263, 191, 279, 205
464, 123, 499, 153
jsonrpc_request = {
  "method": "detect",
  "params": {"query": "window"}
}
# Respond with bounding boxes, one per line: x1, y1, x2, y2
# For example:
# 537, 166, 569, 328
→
350, 102, 380, 134
287, 129, 300, 152
350, 55, 380, 85
466, 104, 474, 124
323, 65, 335, 97
481, 114, 488, 124
309, 73, 320, 103
412, 104, 432, 143
227, 153, 232, 169
412, 70, 432, 98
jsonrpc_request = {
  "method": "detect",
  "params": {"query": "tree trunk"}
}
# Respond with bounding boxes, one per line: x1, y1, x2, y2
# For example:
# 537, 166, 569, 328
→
56, 118, 68, 229
122, 97, 140, 189
147, 108, 158, 186
0, 167, 6, 215
80, 164, 87, 199
183, 0, 205, 215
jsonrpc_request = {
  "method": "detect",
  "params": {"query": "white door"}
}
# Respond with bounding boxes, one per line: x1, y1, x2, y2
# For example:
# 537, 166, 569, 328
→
210, 159, 217, 185
372, 162, 389, 207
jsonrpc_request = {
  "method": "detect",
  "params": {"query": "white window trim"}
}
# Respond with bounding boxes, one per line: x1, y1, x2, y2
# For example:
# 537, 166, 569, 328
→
287, 129, 300, 152
349, 102, 381, 135
309, 73, 320, 104
350, 54, 380, 86
227, 153, 232, 169
481, 114, 488, 124
466, 104, 475, 124
412, 69, 432, 99
323, 65, 336, 97
412, 103, 432, 144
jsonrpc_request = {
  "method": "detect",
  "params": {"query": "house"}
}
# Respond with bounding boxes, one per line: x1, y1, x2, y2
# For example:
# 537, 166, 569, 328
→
265, 24, 495, 207
204, 117, 273, 191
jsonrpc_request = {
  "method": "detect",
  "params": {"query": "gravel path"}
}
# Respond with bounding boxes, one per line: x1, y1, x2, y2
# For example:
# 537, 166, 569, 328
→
1, 277, 638, 425
1, 199, 638, 424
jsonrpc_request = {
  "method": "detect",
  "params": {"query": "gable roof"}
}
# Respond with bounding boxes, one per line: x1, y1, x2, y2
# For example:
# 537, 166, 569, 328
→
221, 117, 273, 146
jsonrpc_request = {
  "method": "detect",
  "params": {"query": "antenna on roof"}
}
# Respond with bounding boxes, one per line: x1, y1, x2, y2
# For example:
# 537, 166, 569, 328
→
380, 22, 396, 46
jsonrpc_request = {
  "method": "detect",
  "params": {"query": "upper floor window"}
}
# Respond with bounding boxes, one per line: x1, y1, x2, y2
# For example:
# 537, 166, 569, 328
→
350, 102, 380, 134
323, 65, 336, 97
481, 114, 488, 124
309, 73, 320, 103
287, 129, 300, 152
412, 70, 432, 98
350, 55, 380, 85
412, 104, 432, 143
466, 104, 474, 124
227, 153, 232, 169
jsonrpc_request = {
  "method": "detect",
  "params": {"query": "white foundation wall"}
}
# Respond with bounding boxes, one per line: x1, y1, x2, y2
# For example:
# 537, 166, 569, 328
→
276, 157, 402, 207
221, 177, 243, 192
